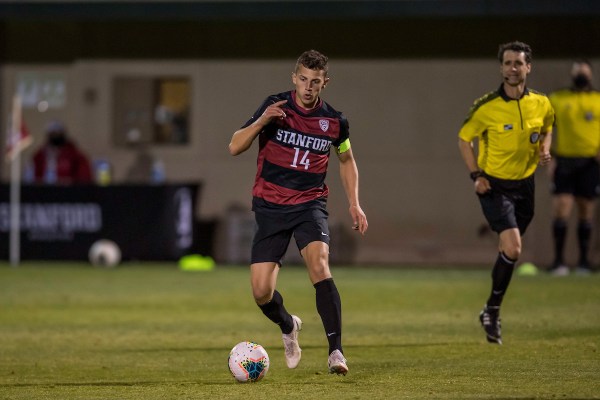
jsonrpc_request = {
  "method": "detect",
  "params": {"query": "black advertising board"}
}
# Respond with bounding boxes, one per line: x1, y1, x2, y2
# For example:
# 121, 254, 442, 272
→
0, 183, 200, 261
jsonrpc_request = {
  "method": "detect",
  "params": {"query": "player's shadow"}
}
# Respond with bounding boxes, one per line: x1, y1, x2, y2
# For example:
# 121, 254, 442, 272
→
117, 341, 478, 353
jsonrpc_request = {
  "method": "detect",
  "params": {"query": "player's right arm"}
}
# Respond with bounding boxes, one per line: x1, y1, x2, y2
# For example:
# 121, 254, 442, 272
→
228, 124, 262, 156
228, 99, 288, 156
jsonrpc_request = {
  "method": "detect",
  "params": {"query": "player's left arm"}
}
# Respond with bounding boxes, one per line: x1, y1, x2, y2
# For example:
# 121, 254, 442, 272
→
539, 102, 555, 166
337, 143, 368, 235
538, 128, 553, 165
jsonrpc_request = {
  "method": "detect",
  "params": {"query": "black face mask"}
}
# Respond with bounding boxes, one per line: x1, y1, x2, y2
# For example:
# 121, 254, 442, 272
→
49, 134, 67, 147
573, 73, 591, 89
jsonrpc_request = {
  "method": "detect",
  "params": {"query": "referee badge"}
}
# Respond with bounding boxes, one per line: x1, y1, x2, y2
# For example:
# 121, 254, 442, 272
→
530, 132, 540, 144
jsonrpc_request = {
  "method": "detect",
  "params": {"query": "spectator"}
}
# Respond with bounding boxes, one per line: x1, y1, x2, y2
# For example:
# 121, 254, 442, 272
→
32, 120, 92, 184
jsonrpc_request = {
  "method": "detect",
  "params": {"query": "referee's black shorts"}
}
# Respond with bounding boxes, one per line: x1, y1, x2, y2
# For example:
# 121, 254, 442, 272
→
251, 207, 330, 266
552, 156, 600, 199
477, 174, 535, 235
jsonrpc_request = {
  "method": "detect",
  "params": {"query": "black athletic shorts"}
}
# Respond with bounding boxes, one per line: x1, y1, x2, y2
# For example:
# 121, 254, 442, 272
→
477, 174, 535, 235
551, 157, 600, 199
251, 207, 330, 266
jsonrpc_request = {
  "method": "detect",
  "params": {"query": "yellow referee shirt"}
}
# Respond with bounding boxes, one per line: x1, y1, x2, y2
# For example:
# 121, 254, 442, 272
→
549, 89, 600, 157
459, 85, 555, 180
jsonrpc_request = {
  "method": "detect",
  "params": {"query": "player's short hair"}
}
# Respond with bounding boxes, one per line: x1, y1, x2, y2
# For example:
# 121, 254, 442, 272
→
295, 50, 329, 75
497, 41, 532, 64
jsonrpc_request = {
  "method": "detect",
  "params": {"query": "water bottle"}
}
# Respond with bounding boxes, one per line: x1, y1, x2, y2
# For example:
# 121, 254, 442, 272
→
94, 159, 111, 186
151, 159, 165, 184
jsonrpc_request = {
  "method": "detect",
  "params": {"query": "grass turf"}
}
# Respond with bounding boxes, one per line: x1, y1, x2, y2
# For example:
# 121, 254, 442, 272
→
0, 262, 598, 399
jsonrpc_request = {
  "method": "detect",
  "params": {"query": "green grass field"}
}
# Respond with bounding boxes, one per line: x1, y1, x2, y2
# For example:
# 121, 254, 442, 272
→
1, 262, 599, 399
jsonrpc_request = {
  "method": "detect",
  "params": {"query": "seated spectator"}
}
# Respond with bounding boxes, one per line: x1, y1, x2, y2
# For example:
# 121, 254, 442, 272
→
32, 120, 92, 184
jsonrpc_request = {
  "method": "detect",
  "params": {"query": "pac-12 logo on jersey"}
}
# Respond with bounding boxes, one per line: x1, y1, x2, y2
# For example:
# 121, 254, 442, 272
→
319, 119, 329, 132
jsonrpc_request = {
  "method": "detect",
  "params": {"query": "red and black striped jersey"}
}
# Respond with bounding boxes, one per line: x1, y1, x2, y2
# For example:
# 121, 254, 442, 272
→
242, 91, 349, 213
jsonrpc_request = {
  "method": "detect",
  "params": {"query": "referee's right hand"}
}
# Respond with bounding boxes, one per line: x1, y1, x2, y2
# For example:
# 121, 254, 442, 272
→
474, 176, 491, 194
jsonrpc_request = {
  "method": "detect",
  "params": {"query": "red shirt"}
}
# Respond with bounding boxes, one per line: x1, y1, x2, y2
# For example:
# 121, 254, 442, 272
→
33, 141, 92, 184
242, 91, 349, 213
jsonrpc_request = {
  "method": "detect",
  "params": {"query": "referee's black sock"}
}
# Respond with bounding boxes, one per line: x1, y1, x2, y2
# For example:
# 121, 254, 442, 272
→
314, 278, 342, 355
577, 220, 592, 267
258, 290, 294, 334
552, 218, 567, 266
486, 252, 516, 309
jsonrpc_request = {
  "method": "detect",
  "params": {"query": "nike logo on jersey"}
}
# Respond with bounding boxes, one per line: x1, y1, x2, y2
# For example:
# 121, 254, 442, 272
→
321, 232, 329, 236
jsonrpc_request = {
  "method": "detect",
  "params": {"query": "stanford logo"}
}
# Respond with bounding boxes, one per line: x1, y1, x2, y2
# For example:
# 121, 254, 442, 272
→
319, 119, 329, 132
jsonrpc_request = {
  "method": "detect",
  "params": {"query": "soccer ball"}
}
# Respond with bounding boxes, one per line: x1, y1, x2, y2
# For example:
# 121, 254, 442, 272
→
228, 341, 269, 383
88, 239, 121, 267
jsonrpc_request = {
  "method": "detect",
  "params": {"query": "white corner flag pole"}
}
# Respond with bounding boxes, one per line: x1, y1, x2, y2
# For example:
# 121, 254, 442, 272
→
9, 94, 22, 267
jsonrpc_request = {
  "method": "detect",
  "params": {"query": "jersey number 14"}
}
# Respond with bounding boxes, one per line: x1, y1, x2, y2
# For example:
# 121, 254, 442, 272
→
291, 147, 310, 170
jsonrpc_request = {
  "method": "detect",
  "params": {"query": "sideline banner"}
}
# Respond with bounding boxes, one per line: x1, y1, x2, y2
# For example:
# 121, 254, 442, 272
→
0, 183, 200, 261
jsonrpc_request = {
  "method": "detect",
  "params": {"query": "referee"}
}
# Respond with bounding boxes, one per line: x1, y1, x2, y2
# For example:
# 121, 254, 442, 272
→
458, 41, 555, 344
548, 60, 600, 276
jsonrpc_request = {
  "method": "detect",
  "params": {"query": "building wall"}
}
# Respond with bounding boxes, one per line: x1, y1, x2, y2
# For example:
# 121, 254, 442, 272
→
2, 58, 596, 265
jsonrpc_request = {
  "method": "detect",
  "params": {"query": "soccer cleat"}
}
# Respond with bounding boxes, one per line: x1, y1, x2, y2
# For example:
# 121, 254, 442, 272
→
282, 315, 302, 368
549, 264, 570, 277
328, 349, 349, 375
575, 265, 593, 276
479, 306, 502, 345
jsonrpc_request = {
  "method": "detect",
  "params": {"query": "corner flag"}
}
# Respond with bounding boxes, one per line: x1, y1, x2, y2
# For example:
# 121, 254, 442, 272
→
5, 98, 32, 162
7, 95, 31, 266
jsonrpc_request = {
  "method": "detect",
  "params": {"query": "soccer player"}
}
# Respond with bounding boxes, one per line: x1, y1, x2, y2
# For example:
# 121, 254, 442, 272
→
548, 60, 600, 276
458, 41, 554, 344
228, 50, 368, 374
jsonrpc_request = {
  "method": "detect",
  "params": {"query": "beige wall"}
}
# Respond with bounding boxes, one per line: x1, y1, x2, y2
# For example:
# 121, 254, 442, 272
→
2, 58, 597, 265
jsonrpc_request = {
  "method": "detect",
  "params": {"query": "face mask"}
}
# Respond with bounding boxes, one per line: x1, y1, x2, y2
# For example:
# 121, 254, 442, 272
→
573, 73, 591, 89
49, 134, 67, 147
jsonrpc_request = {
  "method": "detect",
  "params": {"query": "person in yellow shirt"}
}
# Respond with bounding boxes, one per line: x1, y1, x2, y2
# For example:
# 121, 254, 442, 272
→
548, 60, 600, 276
458, 41, 554, 345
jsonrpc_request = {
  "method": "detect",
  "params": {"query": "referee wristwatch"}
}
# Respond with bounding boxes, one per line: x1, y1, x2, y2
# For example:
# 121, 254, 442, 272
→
469, 170, 483, 181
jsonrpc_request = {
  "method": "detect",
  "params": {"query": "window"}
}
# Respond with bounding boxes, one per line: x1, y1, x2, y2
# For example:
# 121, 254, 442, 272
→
113, 77, 190, 146
17, 72, 66, 112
